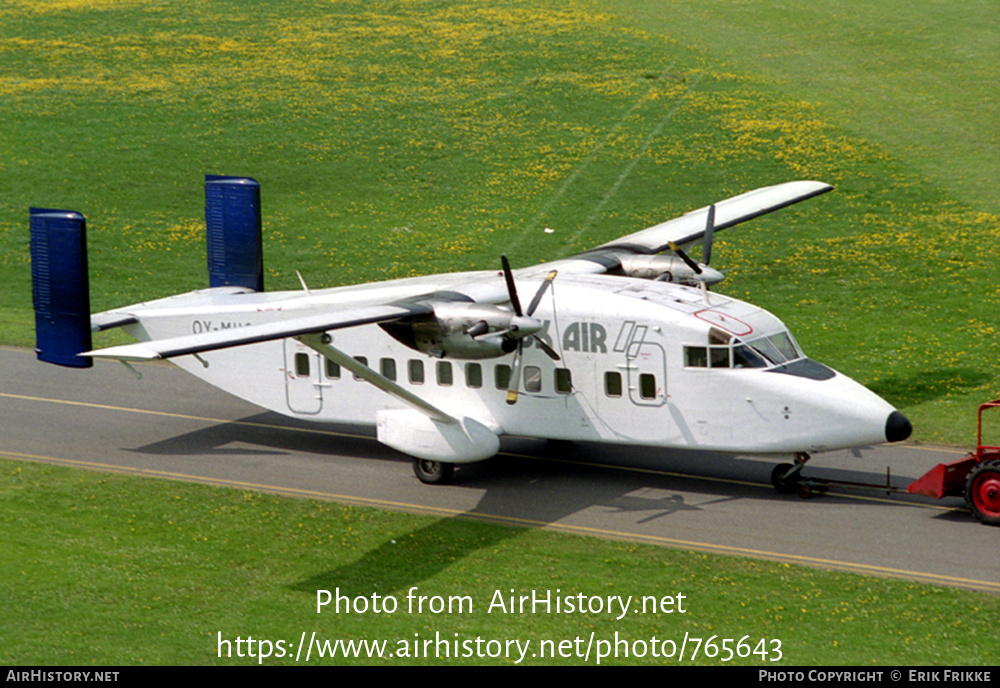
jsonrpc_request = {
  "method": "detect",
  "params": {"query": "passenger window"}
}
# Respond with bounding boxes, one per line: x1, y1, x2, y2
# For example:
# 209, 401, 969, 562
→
295, 352, 310, 377
524, 366, 542, 393
710, 347, 730, 368
685, 346, 708, 368
325, 359, 341, 379
639, 373, 656, 400
408, 359, 424, 384
353, 356, 368, 380
437, 361, 453, 386
465, 362, 482, 388
555, 368, 572, 394
495, 364, 511, 389
380, 358, 396, 381
605, 371, 622, 397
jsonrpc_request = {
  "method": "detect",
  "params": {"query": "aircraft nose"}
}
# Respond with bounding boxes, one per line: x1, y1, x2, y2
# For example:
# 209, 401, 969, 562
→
885, 411, 913, 443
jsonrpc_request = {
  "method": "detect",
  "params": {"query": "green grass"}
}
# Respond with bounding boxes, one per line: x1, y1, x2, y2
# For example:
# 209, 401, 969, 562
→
606, 0, 1000, 216
3, 459, 997, 666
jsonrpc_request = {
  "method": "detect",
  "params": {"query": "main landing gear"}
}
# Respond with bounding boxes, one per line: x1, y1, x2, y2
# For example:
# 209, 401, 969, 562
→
412, 458, 455, 485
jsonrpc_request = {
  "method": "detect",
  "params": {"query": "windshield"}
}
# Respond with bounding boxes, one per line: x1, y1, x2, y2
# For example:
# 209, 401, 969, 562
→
686, 329, 806, 370
732, 332, 804, 369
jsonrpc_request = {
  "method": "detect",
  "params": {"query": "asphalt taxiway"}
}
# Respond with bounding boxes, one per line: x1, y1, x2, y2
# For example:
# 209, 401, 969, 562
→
2, 347, 996, 592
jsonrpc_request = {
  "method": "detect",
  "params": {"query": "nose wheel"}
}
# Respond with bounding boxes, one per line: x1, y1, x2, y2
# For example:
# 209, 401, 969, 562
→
771, 462, 801, 494
770, 453, 831, 499
771, 453, 813, 496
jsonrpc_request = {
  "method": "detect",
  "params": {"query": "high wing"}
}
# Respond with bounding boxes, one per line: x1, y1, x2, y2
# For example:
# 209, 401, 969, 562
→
535, 180, 833, 278
84, 303, 433, 362
598, 180, 832, 253
79, 179, 832, 365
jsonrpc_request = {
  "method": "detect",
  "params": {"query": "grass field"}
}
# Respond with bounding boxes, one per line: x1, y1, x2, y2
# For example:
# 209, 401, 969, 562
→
1, 0, 998, 666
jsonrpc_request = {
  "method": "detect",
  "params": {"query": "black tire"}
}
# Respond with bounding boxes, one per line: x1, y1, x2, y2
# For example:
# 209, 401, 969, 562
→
771, 463, 798, 494
413, 458, 454, 485
965, 460, 1000, 526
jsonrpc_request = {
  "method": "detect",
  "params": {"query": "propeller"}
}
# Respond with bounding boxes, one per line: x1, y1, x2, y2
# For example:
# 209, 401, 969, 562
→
667, 240, 705, 277
664, 204, 719, 277
665, 204, 722, 304
702, 203, 716, 266
499, 256, 559, 404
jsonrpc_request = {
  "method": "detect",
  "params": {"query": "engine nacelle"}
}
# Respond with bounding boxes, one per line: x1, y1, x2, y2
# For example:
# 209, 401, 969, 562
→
618, 253, 723, 285
380, 302, 540, 359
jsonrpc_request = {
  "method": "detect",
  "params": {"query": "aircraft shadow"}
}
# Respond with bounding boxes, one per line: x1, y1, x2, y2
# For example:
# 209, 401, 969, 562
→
126, 410, 956, 597
128, 412, 393, 461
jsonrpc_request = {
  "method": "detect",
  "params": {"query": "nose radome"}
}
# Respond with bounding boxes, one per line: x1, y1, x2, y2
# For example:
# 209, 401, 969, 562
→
885, 411, 913, 443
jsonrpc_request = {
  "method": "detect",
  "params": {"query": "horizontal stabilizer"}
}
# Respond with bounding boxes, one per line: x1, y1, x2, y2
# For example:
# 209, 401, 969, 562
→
30, 208, 93, 368
90, 312, 139, 332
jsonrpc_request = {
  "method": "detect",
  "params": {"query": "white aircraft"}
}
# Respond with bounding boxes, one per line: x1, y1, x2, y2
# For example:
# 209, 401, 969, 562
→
30, 175, 912, 486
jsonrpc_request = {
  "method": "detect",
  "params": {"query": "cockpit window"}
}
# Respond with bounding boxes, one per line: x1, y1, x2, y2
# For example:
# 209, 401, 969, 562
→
732, 343, 768, 368
769, 332, 801, 362
686, 330, 804, 371
735, 332, 804, 368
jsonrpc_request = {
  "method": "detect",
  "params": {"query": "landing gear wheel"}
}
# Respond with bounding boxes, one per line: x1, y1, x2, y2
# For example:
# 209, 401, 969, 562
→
771, 463, 799, 494
966, 460, 1000, 526
797, 484, 813, 499
413, 458, 454, 485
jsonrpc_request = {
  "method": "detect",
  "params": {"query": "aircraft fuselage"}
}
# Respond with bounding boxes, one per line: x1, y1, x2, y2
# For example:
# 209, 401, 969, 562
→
117, 270, 906, 458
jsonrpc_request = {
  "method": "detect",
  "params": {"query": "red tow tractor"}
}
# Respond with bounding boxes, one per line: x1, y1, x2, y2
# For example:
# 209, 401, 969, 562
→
907, 400, 1000, 526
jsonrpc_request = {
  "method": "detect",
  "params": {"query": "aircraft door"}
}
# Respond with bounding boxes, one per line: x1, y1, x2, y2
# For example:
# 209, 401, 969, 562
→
283, 339, 325, 414
614, 322, 668, 407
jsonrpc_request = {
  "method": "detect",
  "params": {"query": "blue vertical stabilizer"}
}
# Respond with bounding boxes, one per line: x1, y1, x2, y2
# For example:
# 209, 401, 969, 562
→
205, 175, 263, 292
30, 208, 93, 368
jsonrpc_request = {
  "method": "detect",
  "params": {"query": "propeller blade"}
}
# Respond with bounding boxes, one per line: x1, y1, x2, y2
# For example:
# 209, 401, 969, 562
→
500, 255, 523, 316
699, 279, 711, 306
526, 270, 557, 317
532, 335, 560, 361
703, 204, 716, 265
667, 241, 703, 275
506, 343, 523, 405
